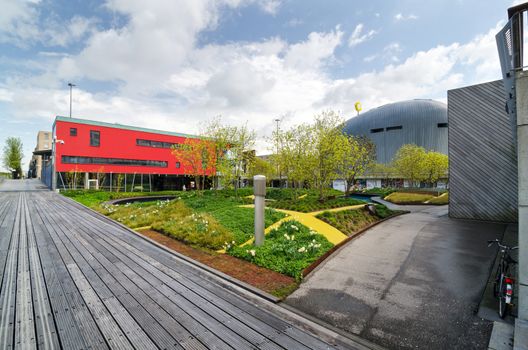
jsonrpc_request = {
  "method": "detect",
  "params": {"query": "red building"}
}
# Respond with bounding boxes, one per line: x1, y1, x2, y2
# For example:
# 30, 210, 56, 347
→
50, 116, 208, 191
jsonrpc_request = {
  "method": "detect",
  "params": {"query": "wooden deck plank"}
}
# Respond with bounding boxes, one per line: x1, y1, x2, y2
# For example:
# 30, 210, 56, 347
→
50, 197, 312, 350
35, 196, 187, 350
0, 194, 21, 349
24, 193, 61, 350
33, 199, 136, 350
15, 193, 37, 349
28, 197, 108, 350
0, 188, 354, 350
48, 199, 265, 350
40, 197, 229, 350
50, 199, 319, 350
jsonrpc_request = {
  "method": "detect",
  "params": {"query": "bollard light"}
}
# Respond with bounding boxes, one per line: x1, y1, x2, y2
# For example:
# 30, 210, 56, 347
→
253, 175, 266, 246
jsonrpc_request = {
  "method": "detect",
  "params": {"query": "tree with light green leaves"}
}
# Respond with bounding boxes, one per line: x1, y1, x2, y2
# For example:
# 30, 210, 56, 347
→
309, 111, 348, 200
3, 137, 24, 179
392, 144, 426, 188
205, 119, 256, 197
247, 157, 276, 184
370, 162, 397, 182
421, 151, 448, 186
338, 135, 376, 195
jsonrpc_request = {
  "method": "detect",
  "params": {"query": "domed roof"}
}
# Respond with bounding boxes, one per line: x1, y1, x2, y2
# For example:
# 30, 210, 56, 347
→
343, 99, 448, 164
344, 99, 447, 131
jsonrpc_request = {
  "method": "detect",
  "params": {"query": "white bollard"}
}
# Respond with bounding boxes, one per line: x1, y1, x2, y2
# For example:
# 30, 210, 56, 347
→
254, 175, 266, 246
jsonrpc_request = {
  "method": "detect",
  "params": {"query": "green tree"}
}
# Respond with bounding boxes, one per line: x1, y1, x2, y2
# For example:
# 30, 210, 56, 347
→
370, 162, 397, 183
205, 120, 256, 197
421, 151, 448, 186
247, 157, 276, 184
3, 137, 24, 179
393, 144, 426, 187
309, 111, 348, 200
338, 135, 376, 195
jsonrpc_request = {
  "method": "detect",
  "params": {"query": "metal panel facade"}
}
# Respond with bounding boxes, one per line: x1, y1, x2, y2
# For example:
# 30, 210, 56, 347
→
343, 100, 448, 163
448, 80, 518, 222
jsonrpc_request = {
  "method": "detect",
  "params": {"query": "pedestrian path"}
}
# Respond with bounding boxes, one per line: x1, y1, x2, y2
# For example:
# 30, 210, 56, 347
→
0, 184, 364, 349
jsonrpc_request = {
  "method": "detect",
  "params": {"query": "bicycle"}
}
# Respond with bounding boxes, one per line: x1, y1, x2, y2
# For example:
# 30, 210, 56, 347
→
488, 239, 518, 318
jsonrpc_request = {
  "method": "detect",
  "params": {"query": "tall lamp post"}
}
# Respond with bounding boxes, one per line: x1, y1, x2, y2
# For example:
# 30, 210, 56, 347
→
274, 118, 281, 188
68, 83, 76, 118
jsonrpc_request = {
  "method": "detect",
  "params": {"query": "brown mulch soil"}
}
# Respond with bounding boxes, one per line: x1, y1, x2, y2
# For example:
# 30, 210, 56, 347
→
137, 229, 298, 298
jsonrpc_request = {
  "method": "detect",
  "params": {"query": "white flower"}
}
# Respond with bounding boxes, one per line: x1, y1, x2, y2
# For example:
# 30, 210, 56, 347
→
298, 247, 306, 253
291, 235, 295, 241
249, 250, 256, 257
290, 225, 299, 231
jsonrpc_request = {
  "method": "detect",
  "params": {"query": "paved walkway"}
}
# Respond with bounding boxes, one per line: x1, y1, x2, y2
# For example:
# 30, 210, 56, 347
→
0, 180, 365, 349
286, 204, 505, 349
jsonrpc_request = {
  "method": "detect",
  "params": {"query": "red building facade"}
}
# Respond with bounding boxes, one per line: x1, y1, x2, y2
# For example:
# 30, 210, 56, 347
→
52, 116, 207, 190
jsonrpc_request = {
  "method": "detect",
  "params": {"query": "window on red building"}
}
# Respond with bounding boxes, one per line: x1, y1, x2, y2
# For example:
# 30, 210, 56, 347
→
70, 128, 77, 136
90, 130, 100, 147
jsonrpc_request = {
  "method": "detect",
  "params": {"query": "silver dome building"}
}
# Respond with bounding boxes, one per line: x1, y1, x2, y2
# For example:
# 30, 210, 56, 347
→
343, 99, 448, 164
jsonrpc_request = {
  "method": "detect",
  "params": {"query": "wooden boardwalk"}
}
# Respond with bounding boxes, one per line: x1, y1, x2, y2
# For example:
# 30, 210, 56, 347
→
0, 185, 361, 349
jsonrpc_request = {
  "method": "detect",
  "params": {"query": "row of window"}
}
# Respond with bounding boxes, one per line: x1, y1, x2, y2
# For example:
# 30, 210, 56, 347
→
136, 139, 182, 149
369, 123, 448, 134
68, 128, 186, 150
62, 155, 169, 168
69, 128, 101, 147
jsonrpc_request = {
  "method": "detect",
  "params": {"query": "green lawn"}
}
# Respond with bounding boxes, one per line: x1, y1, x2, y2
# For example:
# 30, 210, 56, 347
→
384, 192, 434, 204
384, 191, 449, 205
64, 189, 287, 247
228, 220, 334, 280
316, 204, 398, 237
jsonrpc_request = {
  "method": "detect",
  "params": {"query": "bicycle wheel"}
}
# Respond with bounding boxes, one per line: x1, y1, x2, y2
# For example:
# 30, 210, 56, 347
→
498, 278, 508, 318
493, 265, 502, 297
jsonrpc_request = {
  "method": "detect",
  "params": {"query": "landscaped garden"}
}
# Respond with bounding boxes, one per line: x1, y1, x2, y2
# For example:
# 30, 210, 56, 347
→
63, 187, 401, 296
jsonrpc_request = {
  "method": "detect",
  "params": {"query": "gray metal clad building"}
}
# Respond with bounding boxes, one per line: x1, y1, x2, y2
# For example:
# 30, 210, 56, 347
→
342, 99, 448, 164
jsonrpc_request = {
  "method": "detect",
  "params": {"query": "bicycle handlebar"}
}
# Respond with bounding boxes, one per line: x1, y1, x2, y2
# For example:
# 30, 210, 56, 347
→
487, 239, 518, 250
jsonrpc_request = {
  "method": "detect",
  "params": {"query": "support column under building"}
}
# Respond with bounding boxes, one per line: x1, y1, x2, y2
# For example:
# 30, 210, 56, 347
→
515, 71, 528, 343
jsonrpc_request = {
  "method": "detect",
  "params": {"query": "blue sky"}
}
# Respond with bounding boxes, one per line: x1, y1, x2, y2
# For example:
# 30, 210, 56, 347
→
0, 0, 519, 171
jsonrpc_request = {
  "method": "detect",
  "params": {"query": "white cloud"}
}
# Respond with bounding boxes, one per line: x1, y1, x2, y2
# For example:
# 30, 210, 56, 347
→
0, 1, 96, 47
348, 23, 377, 47
394, 13, 418, 21
284, 27, 343, 70
0, 2, 506, 162
363, 42, 402, 63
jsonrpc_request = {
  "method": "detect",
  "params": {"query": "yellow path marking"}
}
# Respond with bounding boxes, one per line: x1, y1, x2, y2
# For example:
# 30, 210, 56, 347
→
237, 204, 367, 246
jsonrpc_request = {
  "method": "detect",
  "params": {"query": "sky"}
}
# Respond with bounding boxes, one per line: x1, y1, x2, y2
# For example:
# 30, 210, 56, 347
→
0, 0, 521, 171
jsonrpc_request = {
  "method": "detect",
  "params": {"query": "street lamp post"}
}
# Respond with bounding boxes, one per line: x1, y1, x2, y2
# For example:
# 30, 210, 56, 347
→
68, 83, 76, 118
274, 118, 280, 188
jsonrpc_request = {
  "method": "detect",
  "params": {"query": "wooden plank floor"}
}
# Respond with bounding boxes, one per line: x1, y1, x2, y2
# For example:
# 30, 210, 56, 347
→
0, 189, 359, 350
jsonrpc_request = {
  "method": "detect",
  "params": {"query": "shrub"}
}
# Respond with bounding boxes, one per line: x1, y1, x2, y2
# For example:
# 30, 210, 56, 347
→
228, 221, 333, 280
384, 192, 434, 204
427, 192, 449, 205
152, 210, 234, 250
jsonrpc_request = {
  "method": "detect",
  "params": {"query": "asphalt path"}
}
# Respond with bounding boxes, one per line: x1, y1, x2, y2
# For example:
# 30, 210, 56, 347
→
286, 204, 504, 349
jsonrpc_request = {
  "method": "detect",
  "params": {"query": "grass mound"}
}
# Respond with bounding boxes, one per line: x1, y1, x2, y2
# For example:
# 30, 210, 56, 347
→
427, 192, 449, 205
228, 221, 333, 280
316, 204, 396, 236
384, 192, 434, 204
